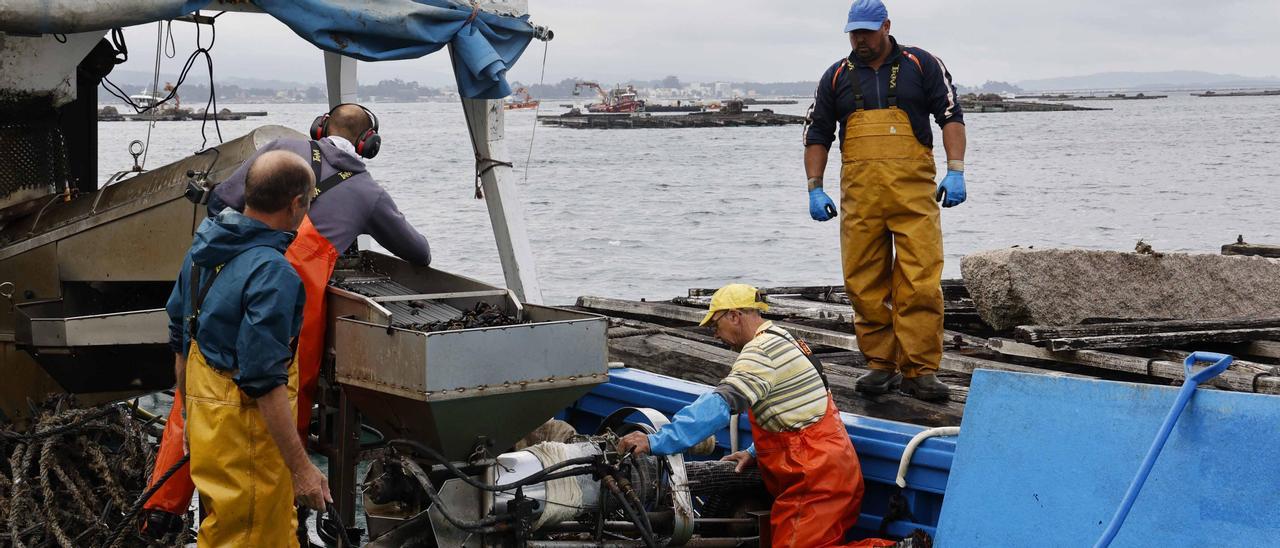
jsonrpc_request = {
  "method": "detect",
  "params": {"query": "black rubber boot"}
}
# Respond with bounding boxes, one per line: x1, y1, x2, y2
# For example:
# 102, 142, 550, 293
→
900, 374, 951, 402
139, 509, 184, 541
855, 369, 903, 394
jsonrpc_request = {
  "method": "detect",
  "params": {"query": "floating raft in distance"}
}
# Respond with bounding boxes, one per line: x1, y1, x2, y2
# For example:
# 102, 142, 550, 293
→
961, 99, 1111, 113
739, 98, 799, 105
1015, 93, 1167, 101
642, 104, 704, 112
538, 109, 806, 129
1191, 89, 1280, 97
97, 106, 268, 122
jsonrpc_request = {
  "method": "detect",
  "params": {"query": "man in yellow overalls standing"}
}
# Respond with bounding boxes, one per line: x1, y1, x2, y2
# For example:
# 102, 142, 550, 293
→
165, 150, 331, 546
804, 0, 966, 401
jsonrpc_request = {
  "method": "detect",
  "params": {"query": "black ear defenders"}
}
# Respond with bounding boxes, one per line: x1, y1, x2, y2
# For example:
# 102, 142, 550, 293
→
309, 103, 382, 159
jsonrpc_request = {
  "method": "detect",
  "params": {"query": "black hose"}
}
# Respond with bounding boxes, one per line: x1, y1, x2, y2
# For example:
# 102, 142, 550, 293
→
397, 455, 511, 533
389, 438, 598, 491
597, 464, 658, 548
324, 502, 352, 548
601, 473, 659, 548
105, 453, 191, 548
611, 467, 655, 540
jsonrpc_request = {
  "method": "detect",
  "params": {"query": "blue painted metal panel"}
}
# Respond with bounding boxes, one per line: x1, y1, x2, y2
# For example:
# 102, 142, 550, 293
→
563, 367, 955, 537
936, 370, 1280, 547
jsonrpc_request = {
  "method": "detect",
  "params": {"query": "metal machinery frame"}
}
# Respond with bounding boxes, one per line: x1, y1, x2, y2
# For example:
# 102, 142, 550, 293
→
305, 0, 552, 532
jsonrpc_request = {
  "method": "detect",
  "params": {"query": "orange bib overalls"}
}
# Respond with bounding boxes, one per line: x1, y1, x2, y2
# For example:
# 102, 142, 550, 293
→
749, 396, 869, 547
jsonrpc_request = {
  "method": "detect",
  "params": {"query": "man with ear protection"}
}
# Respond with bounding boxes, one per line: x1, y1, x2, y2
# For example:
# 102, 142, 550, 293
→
141, 103, 431, 542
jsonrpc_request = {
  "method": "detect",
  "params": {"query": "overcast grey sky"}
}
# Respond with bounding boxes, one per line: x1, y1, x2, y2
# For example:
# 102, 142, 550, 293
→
120, 0, 1280, 87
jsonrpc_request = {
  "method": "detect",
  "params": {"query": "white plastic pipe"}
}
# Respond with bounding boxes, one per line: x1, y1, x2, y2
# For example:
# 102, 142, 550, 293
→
896, 426, 960, 489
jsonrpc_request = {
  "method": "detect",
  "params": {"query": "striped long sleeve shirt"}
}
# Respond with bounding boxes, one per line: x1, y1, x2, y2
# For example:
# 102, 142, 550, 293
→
714, 321, 829, 432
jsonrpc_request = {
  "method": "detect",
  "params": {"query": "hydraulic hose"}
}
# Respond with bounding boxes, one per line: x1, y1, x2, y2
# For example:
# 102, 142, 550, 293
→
389, 438, 598, 491
324, 502, 353, 548
105, 453, 191, 548
610, 466, 655, 540
599, 468, 658, 548
397, 455, 512, 533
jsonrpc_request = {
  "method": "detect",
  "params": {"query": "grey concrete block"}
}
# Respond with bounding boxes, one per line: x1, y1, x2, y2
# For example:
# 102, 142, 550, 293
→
960, 248, 1280, 331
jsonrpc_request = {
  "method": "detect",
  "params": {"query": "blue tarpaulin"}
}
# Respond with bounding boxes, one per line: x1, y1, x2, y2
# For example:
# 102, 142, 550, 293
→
0, 0, 534, 99
255, 0, 535, 99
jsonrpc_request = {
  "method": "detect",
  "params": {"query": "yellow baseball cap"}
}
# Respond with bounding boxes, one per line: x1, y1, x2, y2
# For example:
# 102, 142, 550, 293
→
699, 284, 770, 326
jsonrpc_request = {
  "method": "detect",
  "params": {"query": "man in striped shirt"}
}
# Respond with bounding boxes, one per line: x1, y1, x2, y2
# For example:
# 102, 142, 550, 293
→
618, 284, 868, 547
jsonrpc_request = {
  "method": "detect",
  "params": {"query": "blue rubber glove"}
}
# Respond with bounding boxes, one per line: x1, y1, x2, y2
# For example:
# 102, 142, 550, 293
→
935, 170, 966, 208
647, 392, 733, 456
809, 188, 837, 221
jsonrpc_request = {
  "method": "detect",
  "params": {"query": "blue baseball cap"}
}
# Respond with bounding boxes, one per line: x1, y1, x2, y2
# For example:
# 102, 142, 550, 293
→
844, 0, 888, 33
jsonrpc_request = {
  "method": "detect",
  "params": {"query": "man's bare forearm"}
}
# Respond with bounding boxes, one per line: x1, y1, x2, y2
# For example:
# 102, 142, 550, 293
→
804, 144, 830, 187
942, 122, 966, 165
258, 385, 311, 474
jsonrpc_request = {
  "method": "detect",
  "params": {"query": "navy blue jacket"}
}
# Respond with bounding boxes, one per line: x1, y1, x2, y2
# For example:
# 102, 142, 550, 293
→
804, 36, 963, 150
166, 210, 305, 398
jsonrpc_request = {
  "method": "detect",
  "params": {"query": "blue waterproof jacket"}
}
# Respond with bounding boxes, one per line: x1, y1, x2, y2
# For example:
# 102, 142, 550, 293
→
166, 210, 305, 398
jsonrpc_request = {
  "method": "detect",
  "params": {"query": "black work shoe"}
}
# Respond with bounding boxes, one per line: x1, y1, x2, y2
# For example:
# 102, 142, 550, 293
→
139, 509, 184, 540
900, 374, 951, 402
855, 369, 903, 394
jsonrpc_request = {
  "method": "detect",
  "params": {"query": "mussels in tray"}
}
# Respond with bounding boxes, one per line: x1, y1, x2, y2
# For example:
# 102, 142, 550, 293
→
403, 301, 527, 332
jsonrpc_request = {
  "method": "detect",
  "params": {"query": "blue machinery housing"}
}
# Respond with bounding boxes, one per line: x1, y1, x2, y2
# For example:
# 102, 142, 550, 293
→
563, 367, 953, 537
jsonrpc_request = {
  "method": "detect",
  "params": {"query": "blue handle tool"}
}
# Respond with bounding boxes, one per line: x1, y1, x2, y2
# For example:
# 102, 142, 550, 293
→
1094, 351, 1233, 548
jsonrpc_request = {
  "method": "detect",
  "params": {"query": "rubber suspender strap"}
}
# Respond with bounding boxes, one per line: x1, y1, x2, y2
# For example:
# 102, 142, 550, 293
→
308, 141, 323, 182
887, 61, 901, 108
765, 328, 831, 389
307, 140, 357, 202
847, 59, 902, 110
846, 59, 866, 111
186, 263, 224, 339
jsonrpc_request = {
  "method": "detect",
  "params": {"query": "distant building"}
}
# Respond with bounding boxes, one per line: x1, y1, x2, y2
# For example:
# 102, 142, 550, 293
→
714, 82, 731, 98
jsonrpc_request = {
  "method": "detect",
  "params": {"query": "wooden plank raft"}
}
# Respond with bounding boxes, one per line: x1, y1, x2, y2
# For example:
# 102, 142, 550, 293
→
988, 338, 1280, 394
1014, 318, 1280, 351
578, 288, 1280, 432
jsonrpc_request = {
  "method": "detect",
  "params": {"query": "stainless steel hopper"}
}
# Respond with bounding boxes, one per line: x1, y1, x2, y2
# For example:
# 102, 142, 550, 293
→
14, 300, 172, 393
329, 252, 608, 461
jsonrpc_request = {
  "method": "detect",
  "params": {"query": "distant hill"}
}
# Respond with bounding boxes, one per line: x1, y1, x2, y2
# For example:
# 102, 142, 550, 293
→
103, 69, 318, 90
1016, 71, 1280, 92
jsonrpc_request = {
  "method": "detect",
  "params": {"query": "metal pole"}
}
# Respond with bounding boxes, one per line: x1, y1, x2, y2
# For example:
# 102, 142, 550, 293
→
323, 51, 357, 109
458, 91, 545, 305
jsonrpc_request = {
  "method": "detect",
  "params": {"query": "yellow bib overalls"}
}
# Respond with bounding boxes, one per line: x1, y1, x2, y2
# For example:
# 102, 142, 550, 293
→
838, 61, 945, 378
184, 263, 301, 547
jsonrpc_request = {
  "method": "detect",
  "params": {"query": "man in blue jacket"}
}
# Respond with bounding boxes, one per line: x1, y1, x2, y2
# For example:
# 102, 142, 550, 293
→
166, 150, 330, 546
145, 104, 431, 537
804, 0, 967, 401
